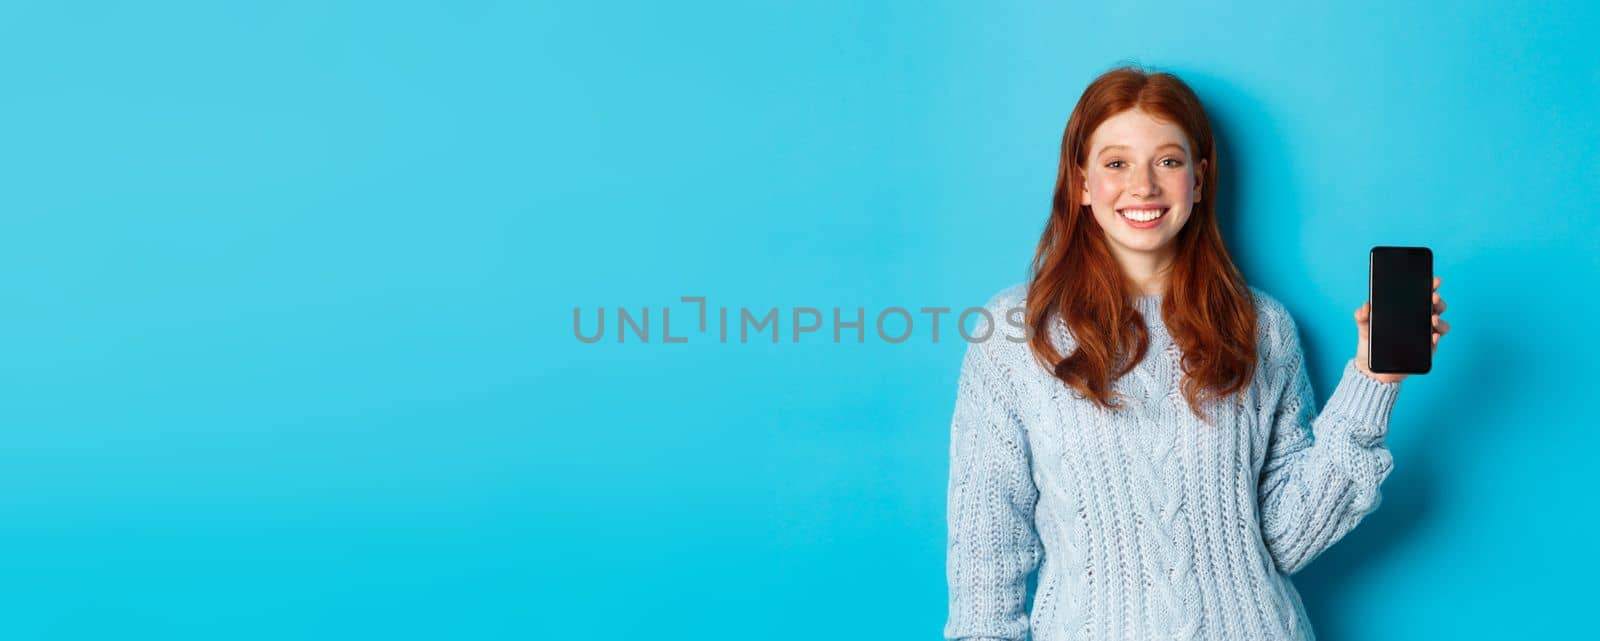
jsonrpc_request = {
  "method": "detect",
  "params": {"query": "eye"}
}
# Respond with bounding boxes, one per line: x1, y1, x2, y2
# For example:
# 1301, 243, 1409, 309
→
1105, 160, 1126, 169
1160, 158, 1184, 167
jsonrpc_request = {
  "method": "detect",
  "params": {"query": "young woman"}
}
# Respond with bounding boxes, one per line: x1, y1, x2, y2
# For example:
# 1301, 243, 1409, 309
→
943, 66, 1451, 641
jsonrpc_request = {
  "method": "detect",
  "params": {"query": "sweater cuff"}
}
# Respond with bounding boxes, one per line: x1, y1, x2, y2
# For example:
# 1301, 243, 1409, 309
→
1320, 358, 1402, 443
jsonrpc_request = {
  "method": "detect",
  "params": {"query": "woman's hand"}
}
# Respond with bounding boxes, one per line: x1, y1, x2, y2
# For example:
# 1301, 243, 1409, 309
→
1353, 276, 1450, 384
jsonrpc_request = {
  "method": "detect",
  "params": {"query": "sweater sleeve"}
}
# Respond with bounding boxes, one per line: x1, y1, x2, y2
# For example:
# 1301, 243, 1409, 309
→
1256, 310, 1402, 576
944, 336, 1043, 641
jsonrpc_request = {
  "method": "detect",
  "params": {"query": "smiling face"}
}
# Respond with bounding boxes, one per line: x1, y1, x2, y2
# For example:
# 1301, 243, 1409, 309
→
1079, 108, 1207, 284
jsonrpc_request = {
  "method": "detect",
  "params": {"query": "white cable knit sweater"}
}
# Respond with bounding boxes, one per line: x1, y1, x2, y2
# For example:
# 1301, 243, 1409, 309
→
944, 283, 1402, 641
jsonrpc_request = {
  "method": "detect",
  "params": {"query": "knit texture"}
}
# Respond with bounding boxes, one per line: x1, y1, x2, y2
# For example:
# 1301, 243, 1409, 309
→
944, 283, 1401, 641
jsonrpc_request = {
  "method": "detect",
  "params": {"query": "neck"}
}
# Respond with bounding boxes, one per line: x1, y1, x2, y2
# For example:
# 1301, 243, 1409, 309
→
1109, 246, 1175, 296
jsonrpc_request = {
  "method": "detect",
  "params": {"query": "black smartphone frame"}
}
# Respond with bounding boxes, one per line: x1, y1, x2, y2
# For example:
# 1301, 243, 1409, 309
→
1367, 246, 1433, 375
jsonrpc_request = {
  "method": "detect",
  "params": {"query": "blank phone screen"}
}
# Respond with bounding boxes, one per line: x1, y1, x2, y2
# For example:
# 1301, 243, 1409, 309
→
1369, 246, 1433, 374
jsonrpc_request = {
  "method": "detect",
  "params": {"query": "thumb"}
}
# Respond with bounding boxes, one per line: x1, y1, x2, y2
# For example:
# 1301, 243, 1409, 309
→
1354, 302, 1371, 337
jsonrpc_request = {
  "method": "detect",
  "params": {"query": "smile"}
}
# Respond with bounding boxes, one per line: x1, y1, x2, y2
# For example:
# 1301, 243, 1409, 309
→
1117, 207, 1169, 227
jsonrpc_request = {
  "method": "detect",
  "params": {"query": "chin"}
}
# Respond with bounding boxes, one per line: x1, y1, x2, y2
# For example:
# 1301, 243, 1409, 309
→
1110, 236, 1170, 252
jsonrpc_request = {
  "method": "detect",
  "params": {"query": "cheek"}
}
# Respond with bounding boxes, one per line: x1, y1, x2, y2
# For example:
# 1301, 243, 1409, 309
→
1087, 175, 1120, 202
1165, 171, 1196, 196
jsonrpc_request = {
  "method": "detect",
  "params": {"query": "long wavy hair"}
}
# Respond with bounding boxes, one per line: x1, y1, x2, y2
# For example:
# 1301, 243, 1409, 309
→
1026, 65, 1257, 424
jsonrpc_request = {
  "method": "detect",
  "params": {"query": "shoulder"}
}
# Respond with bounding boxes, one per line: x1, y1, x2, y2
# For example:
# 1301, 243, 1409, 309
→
983, 281, 1029, 313
958, 281, 1029, 341
1247, 285, 1290, 327
1247, 285, 1300, 364
961, 281, 1033, 364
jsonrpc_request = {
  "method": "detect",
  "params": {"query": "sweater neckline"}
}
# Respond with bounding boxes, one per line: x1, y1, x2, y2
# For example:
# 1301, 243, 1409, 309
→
1133, 293, 1165, 328
1046, 293, 1169, 344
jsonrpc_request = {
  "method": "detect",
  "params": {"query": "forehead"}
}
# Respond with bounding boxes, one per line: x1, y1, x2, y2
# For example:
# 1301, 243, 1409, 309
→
1088, 109, 1192, 154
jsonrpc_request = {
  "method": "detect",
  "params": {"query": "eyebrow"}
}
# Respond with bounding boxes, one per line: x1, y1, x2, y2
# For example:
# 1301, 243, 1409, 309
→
1097, 143, 1186, 157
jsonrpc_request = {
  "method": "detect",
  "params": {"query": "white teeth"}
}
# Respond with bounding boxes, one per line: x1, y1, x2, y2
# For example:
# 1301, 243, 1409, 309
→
1119, 208, 1167, 222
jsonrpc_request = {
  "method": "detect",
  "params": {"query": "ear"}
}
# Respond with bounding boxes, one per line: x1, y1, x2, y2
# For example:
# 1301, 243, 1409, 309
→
1079, 168, 1091, 203
1193, 159, 1207, 203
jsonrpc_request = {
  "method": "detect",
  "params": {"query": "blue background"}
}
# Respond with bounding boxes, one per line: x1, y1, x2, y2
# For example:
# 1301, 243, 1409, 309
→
3, 1, 1596, 639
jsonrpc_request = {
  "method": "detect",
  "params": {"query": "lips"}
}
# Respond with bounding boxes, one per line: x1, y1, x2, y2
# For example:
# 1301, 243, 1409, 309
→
1117, 207, 1169, 223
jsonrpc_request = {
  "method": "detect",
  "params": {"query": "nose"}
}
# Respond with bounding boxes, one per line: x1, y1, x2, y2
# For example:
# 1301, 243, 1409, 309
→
1128, 164, 1159, 198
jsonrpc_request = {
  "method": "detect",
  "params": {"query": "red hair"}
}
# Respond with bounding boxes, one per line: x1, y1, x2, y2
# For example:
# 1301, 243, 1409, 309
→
1027, 65, 1257, 424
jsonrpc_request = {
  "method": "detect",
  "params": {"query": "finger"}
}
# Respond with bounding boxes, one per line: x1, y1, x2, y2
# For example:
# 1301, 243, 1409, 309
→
1435, 318, 1451, 335
1434, 293, 1447, 314
1433, 276, 1442, 290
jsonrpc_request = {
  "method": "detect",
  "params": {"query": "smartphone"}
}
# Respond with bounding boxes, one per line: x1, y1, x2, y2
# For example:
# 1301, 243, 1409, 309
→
1368, 246, 1434, 375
